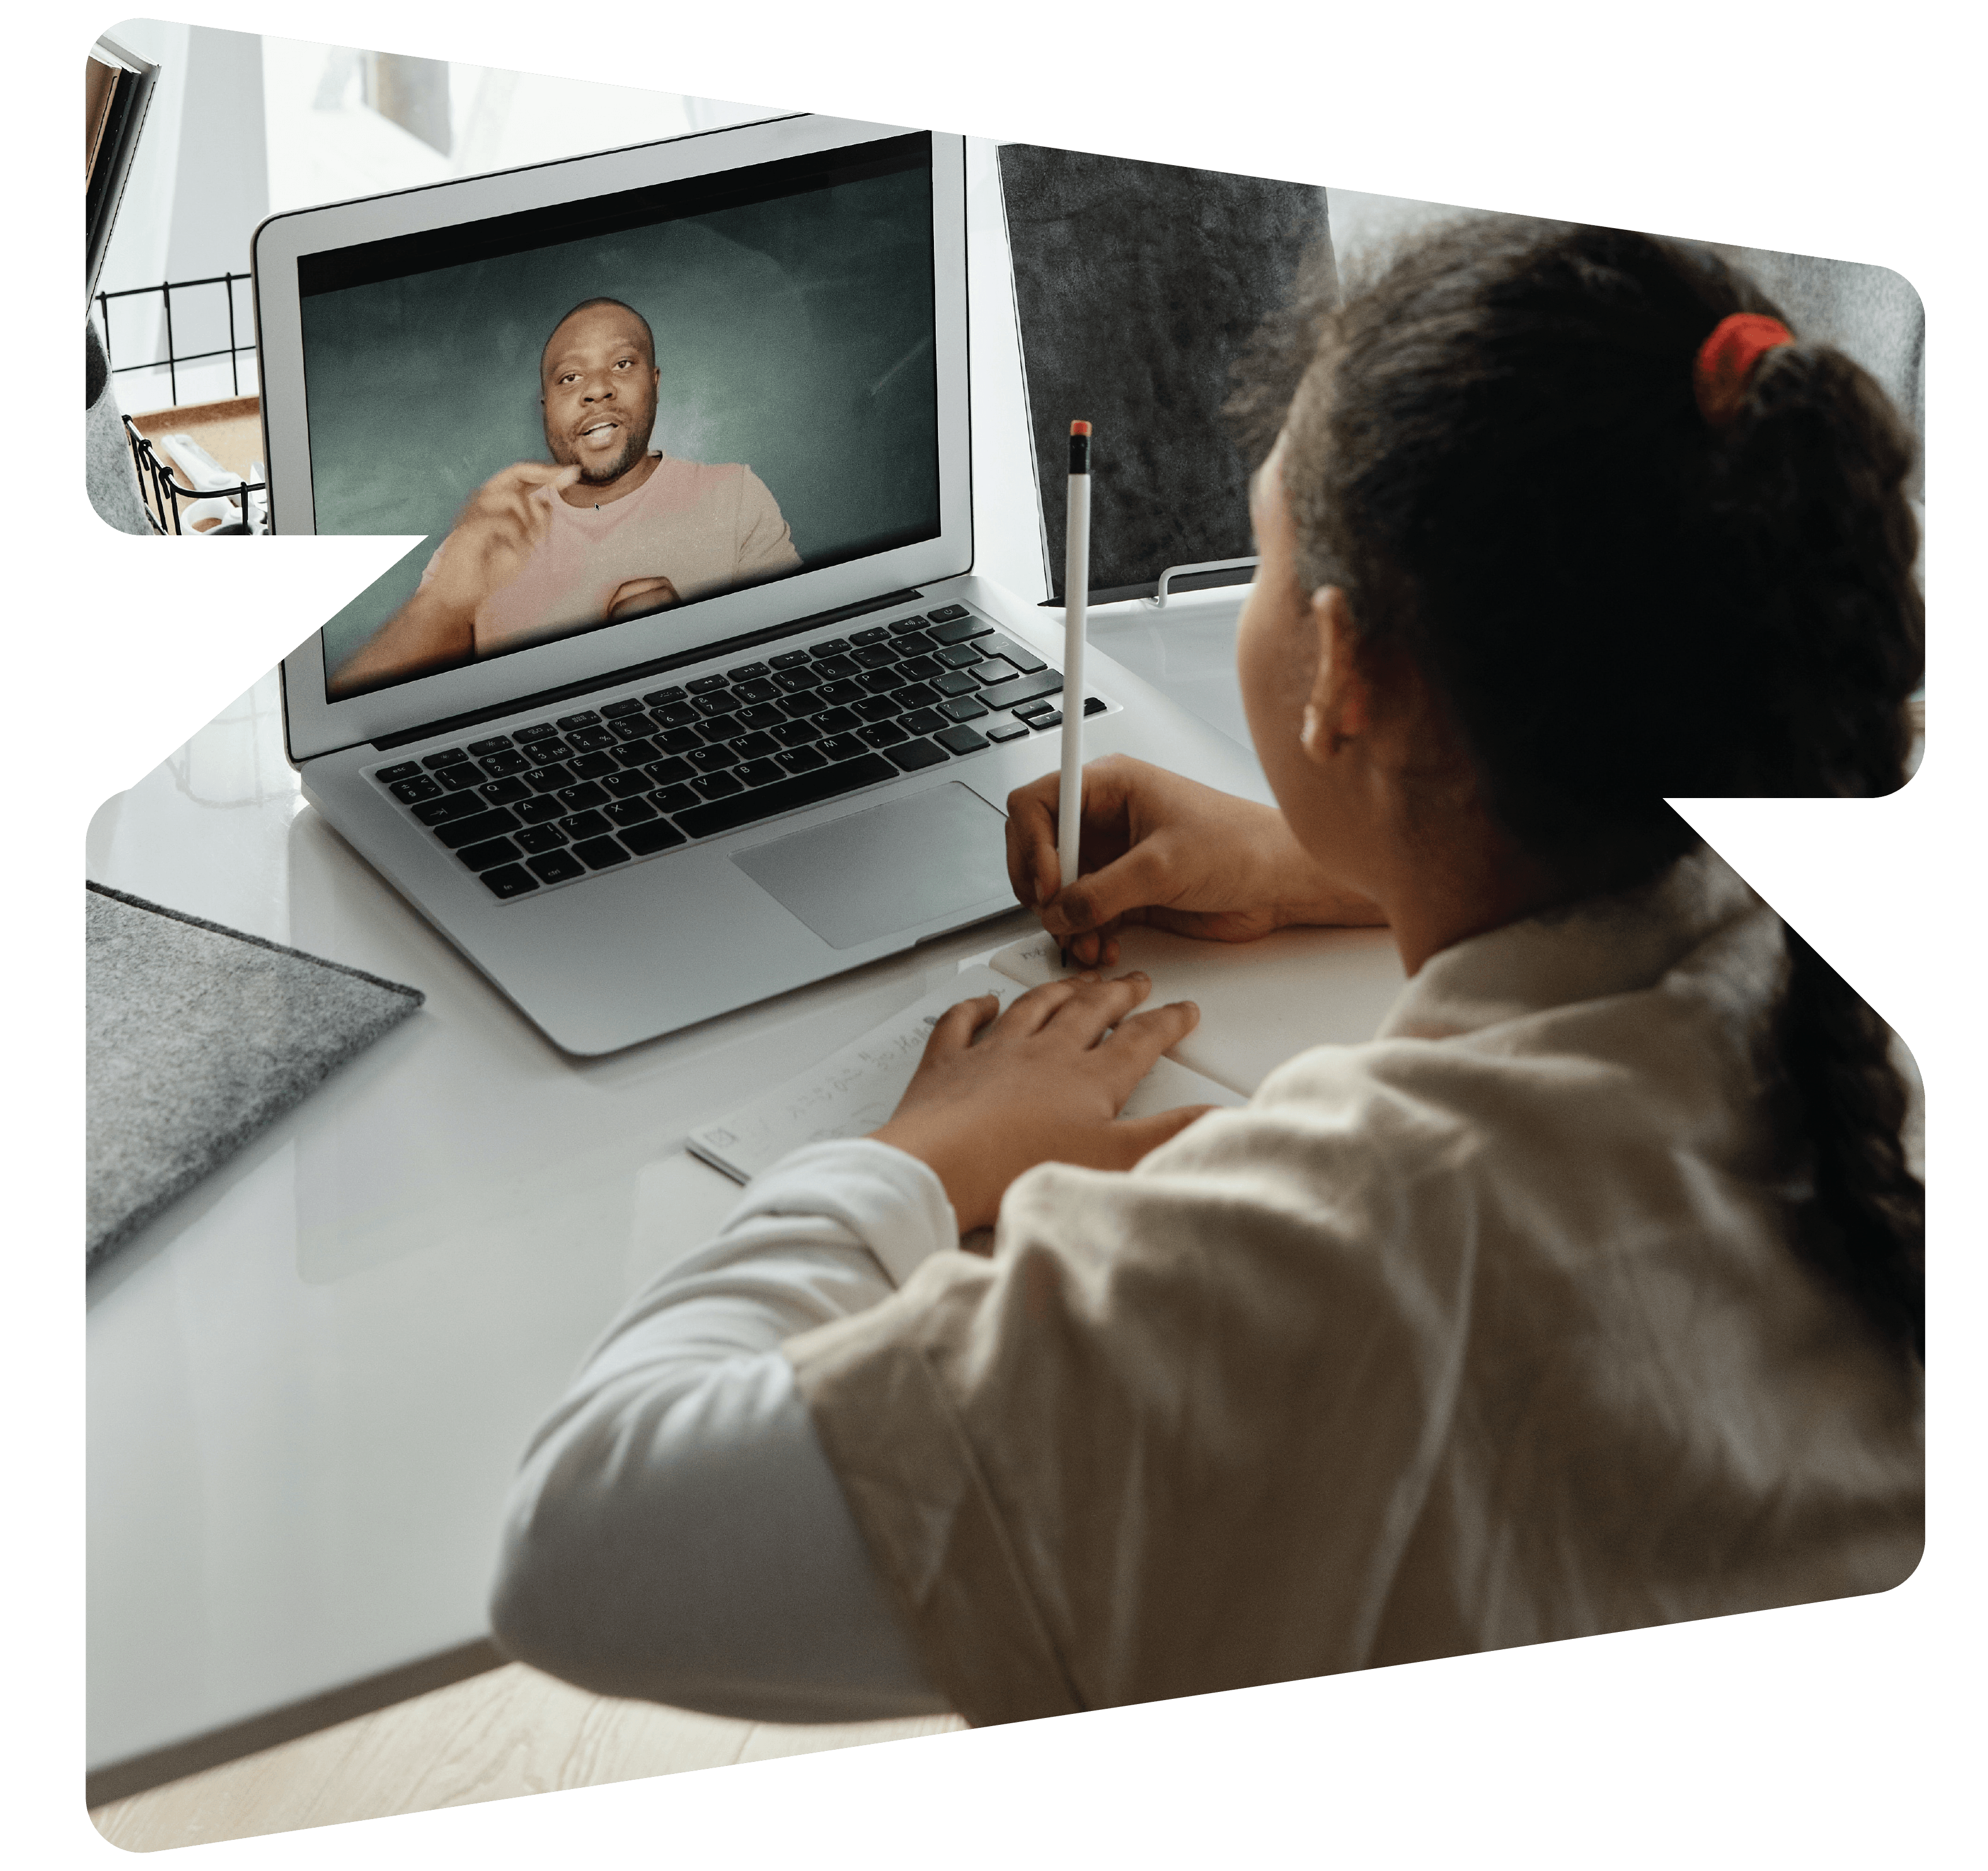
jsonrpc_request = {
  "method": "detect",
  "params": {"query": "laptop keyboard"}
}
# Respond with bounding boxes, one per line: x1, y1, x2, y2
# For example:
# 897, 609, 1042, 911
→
364, 603, 1106, 901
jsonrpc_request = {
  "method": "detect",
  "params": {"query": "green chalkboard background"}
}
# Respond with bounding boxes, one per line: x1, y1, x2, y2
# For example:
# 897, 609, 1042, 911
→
302, 166, 940, 682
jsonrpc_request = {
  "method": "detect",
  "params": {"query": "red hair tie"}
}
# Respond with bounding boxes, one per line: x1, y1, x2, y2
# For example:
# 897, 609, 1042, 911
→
1693, 312, 1795, 427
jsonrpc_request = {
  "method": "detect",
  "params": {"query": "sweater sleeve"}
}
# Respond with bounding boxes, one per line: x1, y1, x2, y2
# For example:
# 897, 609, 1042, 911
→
733, 465, 803, 579
488, 1141, 956, 1722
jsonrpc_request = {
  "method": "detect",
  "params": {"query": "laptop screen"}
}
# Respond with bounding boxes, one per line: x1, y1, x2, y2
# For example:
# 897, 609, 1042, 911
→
296, 132, 940, 701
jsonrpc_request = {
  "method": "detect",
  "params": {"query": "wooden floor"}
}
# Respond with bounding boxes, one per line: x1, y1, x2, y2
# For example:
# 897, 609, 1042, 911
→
88, 1662, 965, 1852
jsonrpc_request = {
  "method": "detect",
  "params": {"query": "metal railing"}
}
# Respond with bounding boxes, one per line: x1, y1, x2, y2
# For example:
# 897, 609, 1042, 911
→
95, 269, 256, 405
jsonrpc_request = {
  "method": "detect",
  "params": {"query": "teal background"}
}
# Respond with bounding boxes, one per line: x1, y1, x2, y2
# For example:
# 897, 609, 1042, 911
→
301, 168, 940, 681
27, 0, 1972, 1861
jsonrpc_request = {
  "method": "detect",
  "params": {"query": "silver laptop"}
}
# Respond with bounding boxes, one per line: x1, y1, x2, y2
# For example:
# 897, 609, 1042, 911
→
256, 115, 1261, 1054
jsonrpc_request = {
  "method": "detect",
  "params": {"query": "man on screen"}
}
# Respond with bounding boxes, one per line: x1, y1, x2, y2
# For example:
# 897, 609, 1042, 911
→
330, 298, 801, 695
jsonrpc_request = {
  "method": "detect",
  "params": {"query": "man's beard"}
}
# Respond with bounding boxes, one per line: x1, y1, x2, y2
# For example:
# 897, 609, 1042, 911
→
554, 418, 652, 487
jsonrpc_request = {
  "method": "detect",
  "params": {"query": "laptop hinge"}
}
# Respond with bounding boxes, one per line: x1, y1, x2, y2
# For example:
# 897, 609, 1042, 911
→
369, 588, 929, 751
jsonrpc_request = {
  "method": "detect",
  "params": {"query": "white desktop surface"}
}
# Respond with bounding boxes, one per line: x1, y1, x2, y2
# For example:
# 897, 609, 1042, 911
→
84, 137, 1357, 1786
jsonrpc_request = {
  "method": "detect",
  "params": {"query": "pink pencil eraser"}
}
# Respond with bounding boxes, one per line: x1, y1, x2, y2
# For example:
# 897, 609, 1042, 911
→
1070, 419, 1091, 435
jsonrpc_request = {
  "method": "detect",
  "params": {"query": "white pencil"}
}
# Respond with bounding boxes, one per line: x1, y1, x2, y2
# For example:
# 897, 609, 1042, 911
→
1058, 420, 1091, 897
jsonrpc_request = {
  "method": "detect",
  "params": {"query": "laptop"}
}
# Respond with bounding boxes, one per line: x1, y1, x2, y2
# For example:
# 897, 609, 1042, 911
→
256, 115, 1265, 1054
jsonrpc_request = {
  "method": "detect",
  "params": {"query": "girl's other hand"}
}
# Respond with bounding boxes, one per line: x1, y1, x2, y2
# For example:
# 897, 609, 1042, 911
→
1004, 754, 1385, 967
871, 972, 1207, 1233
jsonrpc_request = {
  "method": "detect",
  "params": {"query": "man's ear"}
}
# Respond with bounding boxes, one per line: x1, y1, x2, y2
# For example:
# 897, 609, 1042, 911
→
1301, 586, 1372, 761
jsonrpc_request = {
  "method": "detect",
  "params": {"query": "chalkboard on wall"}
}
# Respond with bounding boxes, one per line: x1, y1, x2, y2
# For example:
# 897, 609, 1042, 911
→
999, 145, 1331, 603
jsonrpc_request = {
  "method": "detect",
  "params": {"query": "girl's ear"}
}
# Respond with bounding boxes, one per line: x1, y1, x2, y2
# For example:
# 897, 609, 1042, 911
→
1299, 586, 1372, 763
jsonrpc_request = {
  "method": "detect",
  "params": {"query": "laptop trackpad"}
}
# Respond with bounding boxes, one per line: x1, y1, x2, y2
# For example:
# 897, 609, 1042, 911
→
731, 782, 1011, 951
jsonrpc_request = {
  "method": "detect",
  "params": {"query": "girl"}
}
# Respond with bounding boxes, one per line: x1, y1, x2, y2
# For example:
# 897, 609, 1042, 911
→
489, 222, 1924, 1725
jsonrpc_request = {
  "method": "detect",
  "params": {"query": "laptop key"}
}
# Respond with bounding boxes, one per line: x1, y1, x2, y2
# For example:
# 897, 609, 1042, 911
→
525, 849, 585, 884
656, 728, 702, 754
688, 674, 729, 695
557, 710, 602, 730
982, 633, 1048, 674
979, 669, 1064, 712
526, 737, 572, 763
736, 703, 785, 730
928, 614, 991, 644
516, 794, 565, 824
422, 747, 469, 769
731, 678, 779, 705
642, 687, 686, 708
777, 744, 827, 773
940, 696, 989, 722
734, 732, 781, 760
526, 763, 575, 793
459, 836, 524, 871
899, 707, 948, 736
1014, 696, 1056, 718
853, 695, 899, 723
390, 774, 443, 804
468, 735, 515, 755
886, 736, 951, 771
736, 758, 784, 788
653, 702, 698, 728
850, 626, 890, 646
894, 631, 937, 656
691, 771, 743, 799
605, 797, 658, 826
771, 719, 820, 746
608, 714, 654, 740
935, 724, 990, 756
620, 818, 687, 856
926, 603, 970, 622
479, 777, 532, 806
569, 752, 620, 780
691, 692, 735, 717
481, 864, 539, 899
559, 810, 613, 840
812, 653, 859, 679
885, 614, 930, 635
572, 835, 630, 869
779, 689, 830, 718
514, 722, 557, 743
852, 643, 898, 669
816, 707, 861, 735
772, 666, 821, 693
515, 824, 567, 853
969, 658, 1018, 685
987, 720, 1032, 743
435, 807, 521, 849
894, 683, 940, 711
376, 761, 420, 783
556, 781, 611, 810
818, 733, 866, 762
1085, 696, 1107, 716
602, 769, 656, 797
897, 655, 941, 681
601, 697, 645, 719
935, 642, 982, 669
698, 714, 749, 743
932, 670, 978, 697
1029, 710, 1063, 729
818, 679, 865, 705
674, 751, 898, 840
811, 638, 851, 657
859, 668, 908, 695
481, 748, 533, 775
726, 661, 770, 682
688, 745, 738, 773
612, 737, 660, 766
642, 757, 696, 784
769, 650, 811, 670
858, 720, 908, 748
412, 792, 485, 825
567, 726, 616, 752
650, 784, 699, 812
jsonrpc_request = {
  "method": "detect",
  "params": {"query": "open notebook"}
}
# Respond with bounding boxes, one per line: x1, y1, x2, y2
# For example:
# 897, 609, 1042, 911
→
685, 921, 1405, 1183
